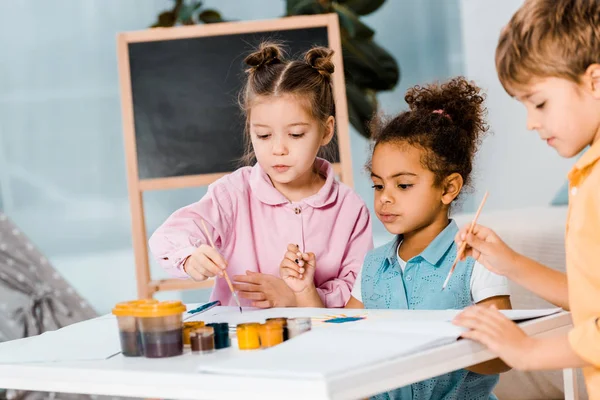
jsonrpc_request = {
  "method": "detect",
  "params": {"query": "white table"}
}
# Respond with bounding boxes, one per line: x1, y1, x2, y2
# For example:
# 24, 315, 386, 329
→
0, 312, 575, 400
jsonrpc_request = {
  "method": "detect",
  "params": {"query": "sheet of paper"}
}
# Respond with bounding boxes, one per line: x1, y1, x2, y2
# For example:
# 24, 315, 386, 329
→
501, 308, 562, 321
0, 316, 121, 364
196, 328, 456, 379
349, 319, 467, 337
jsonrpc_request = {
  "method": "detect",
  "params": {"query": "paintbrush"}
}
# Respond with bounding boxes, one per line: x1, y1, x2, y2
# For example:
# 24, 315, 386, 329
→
184, 300, 221, 321
441, 191, 489, 291
195, 219, 243, 313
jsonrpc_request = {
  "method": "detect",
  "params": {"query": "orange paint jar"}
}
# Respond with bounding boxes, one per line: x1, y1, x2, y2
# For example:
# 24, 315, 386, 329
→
236, 323, 261, 350
259, 323, 284, 348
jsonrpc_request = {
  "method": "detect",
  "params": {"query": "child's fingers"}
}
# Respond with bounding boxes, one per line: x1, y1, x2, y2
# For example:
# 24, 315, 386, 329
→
287, 243, 300, 253
456, 224, 472, 243
454, 316, 501, 340
281, 266, 302, 280
253, 300, 273, 309
457, 223, 493, 243
284, 251, 304, 267
188, 256, 217, 278
183, 259, 207, 281
201, 246, 228, 270
470, 224, 494, 239
459, 246, 479, 261
460, 330, 499, 353
454, 306, 504, 333
281, 258, 304, 275
464, 233, 492, 255
473, 305, 514, 325
288, 243, 303, 261
196, 253, 223, 277
301, 252, 316, 267
238, 291, 267, 301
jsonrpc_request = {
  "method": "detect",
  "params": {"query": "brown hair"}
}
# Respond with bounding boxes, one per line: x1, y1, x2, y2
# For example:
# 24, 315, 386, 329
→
369, 77, 488, 194
496, 0, 600, 93
239, 42, 336, 165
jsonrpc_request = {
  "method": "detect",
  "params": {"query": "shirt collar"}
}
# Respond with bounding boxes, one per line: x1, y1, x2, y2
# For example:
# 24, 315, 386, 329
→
386, 220, 458, 268
570, 140, 600, 179
249, 158, 338, 208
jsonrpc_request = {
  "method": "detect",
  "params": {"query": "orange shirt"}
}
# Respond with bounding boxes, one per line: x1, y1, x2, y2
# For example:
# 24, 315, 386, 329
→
567, 139, 600, 399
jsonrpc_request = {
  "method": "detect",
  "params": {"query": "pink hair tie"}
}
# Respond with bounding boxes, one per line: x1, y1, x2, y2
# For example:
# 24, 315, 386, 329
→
432, 109, 451, 121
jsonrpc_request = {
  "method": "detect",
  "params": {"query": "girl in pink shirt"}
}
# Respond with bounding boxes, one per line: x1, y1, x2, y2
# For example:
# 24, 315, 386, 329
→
149, 42, 373, 309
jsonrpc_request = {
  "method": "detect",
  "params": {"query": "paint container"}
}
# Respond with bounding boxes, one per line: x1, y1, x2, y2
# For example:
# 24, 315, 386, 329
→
287, 317, 312, 338
182, 321, 205, 346
265, 317, 288, 341
191, 326, 216, 354
112, 299, 157, 357
236, 323, 261, 350
136, 301, 187, 358
206, 323, 230, 349
189, 331, 199, 353
259, 323, 283, 348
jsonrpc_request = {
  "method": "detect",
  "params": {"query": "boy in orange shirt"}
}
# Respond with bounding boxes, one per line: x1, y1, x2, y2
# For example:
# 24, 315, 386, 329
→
452, 0, 600, 397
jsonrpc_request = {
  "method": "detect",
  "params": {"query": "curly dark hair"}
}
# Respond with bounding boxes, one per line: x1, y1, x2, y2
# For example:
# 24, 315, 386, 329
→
369, 77, 489, 192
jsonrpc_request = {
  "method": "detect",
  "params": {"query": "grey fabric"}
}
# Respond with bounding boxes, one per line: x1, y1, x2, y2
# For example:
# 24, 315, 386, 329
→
0, 213, 134, 400
0, 213, 96, 340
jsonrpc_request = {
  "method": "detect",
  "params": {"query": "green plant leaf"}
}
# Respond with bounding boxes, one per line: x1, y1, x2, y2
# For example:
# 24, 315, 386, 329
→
331, 3, 374, 39
286, 0, 328, 15
198, 9, 224, 23
151, 11, 177, 28
178, 1, 203, 24
337, 0, 386, 16
341, 35, 399, 90
346, 82, 377, 138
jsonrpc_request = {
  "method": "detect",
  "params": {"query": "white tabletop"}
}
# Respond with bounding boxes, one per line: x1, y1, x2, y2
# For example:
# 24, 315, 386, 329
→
0, 311, 572, 400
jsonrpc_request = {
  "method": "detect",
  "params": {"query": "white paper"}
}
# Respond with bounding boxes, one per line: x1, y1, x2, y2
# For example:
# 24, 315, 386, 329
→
0, 316, 121, 364
349, 319, 467, 337
194, 307, 563, 379
197, 329, 456, 379
501, 308, 562, 321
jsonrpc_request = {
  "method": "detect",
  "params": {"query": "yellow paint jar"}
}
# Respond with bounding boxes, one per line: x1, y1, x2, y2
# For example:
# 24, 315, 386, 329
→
236, 323, 261, 350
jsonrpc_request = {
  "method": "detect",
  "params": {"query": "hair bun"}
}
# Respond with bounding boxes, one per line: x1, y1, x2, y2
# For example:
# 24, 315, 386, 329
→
304, 47, 335, 78
244, 42, 284, 70
404, 77, 487, 142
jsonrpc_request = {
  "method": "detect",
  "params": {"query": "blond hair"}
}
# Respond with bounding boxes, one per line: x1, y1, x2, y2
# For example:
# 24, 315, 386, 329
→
496, 0, 600, 93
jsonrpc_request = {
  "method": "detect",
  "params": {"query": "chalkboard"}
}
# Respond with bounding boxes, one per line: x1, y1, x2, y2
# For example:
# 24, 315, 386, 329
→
128, 26, 342, 180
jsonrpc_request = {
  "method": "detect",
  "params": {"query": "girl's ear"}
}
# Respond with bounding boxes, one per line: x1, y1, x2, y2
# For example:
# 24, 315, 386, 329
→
441, 173, 463, 205
321, 116, 335, 146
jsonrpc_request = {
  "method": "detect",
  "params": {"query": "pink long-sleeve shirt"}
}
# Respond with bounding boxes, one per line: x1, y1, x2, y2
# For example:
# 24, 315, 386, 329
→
148, 159, 373, 308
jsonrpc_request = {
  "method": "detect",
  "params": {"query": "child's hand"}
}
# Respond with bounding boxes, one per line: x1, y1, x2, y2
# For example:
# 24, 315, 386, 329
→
233, 271, 296, 308
279, 244, 316, 293
455, 223, 518, 277
452, 305, 534, 370
183, 244, 227, 281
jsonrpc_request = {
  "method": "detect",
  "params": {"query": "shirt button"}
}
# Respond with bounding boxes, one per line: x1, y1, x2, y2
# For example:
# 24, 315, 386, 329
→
294, 207, 301, 214
406, 276, 412, 281
571, 187, 578, 196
